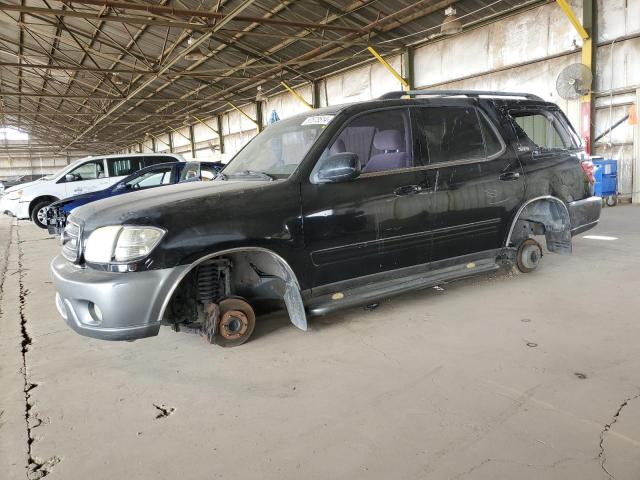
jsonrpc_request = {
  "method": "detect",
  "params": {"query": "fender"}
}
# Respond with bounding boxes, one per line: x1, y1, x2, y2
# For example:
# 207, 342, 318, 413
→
158, 246, 307, 331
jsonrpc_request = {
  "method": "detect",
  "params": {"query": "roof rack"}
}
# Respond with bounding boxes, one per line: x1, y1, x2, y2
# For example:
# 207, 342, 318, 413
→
379, 90, 544, 102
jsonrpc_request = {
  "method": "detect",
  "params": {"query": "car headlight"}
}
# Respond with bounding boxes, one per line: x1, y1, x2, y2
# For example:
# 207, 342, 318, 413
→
6, 190, 23, 200
84, 226, 165, 264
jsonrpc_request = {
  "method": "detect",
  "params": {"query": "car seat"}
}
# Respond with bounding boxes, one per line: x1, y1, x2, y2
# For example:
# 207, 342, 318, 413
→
362, 130, 408, 173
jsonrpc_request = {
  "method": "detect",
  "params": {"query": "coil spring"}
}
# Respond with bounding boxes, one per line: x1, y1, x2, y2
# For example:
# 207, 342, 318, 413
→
196, 259, 231, 303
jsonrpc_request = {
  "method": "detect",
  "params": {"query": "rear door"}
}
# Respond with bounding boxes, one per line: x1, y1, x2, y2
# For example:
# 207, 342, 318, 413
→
412, 102, 525, 261
302, 107, 433, 288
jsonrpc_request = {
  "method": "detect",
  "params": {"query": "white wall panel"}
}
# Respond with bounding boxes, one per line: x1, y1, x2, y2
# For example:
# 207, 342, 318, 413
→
172, 126, 190, 148
598, 0, 640, 40
323, 55, 403, 105
596, 37, 640, 92
266, 85, 313, 120
193, 120, 218, 143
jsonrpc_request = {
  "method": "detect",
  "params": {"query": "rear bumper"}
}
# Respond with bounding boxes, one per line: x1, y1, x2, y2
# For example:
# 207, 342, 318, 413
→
51, 255, 188, 341
568, 196, 601, 236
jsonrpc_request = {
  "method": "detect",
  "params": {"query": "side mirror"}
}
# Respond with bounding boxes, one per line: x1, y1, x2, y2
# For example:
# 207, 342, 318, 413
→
314, 152, 361, 183
64, 174, 75, 183
114, 183, 127, 191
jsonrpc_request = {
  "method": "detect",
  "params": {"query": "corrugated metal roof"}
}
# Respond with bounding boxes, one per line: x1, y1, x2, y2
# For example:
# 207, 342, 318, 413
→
0, 0, 535, 151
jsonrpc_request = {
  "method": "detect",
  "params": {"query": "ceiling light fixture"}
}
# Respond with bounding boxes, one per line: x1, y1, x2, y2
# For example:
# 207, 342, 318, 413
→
440, 6, 463, 35
256, 85, 267, 102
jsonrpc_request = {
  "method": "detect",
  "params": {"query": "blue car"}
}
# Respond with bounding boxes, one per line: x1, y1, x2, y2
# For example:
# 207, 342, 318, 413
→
46, 160, 223, 235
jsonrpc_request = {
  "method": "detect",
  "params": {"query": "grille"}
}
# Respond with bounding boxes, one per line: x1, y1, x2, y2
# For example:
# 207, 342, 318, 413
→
61, 219, 81, 263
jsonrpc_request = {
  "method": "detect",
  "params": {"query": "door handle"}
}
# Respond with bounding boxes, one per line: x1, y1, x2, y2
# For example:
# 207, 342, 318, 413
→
394, 185, 421, 196
499, 172, 521, 181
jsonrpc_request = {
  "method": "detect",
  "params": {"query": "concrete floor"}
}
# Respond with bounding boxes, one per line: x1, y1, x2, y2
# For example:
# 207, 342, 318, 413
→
1, 206, 639, 480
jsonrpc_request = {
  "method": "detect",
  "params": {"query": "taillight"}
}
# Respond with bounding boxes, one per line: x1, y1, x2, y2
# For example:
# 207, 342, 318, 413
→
581, 160, 595, 184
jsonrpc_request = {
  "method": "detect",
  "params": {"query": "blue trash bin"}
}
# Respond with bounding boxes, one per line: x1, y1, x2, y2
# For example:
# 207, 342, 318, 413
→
592, 158, 618, 206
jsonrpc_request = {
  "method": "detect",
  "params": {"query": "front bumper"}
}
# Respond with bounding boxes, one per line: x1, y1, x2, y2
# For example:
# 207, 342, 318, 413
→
46, 206, 67, 235
0, 196, 29, 219
51, 255, 188, 341
568, 196, 601, 236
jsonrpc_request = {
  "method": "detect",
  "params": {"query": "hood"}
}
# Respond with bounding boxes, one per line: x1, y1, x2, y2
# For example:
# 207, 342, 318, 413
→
53, 188, 112, 213
73, 179, 281, 231
3, 178, 47, 194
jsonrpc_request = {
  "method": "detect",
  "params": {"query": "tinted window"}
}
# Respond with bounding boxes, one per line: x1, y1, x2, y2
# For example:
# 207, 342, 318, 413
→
414, 107, 485, 164
510, 110, 576, 150
64, 160, 105, 182
325, 109, 413, 173
126, 166, 173, 189
108, 157, 142, 177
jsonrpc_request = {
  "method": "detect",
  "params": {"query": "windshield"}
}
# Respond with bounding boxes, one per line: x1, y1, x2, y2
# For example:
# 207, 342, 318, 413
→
221, 114, 333, 179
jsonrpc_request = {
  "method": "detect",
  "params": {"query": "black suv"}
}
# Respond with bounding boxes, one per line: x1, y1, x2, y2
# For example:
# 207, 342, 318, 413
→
51, 90, 601, 347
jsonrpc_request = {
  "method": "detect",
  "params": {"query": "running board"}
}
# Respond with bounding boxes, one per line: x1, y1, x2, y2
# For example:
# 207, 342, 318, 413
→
306, 258, 500, 316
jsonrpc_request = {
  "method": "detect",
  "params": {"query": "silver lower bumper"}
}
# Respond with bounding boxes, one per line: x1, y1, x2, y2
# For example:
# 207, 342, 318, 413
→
51, 256, 188, 341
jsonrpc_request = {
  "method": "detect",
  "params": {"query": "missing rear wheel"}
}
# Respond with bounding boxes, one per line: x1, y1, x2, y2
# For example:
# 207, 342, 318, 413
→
516, 238, 542, 273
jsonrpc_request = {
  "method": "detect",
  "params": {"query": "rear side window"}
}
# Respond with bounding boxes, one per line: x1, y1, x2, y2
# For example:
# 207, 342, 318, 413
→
510, 110, 578, 150
325, 108, 414, 174
413, 107, 485, 164
107, 157, 143, 177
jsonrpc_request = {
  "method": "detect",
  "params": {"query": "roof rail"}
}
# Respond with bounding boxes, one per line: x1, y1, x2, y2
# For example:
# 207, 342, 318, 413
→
379, 90, 544, 102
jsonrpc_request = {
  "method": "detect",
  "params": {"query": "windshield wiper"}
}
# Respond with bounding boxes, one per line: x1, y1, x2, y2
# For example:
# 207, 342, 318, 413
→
228, 170, 275, 181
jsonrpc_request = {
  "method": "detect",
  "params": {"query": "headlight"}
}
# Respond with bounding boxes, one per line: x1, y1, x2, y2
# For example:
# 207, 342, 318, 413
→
6, 190, 23, 200
84, 226, 165, 264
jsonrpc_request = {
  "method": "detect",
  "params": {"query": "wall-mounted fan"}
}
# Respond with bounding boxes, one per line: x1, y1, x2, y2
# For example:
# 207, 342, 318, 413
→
556, 63, 593, 99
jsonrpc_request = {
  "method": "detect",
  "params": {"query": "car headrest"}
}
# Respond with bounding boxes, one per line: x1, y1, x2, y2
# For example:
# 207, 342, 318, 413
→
373, 130, 402, 151
330, 138, 346, 155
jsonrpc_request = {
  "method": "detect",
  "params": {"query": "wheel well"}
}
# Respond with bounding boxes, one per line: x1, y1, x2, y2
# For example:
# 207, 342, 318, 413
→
29, 196, 59, 216
506, 196, 572, 255
162, 248, 307, 331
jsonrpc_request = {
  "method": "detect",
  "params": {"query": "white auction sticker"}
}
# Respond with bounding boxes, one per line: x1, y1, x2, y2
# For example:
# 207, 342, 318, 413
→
301, 115, 334, 126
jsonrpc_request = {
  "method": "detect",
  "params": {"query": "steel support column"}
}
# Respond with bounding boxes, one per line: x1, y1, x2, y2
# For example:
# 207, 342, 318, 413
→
582, 0, 596, 155
189, 125, 196, 158
255, 101, 264, 132
401, 46, 415, 90
633, 89, 640, 204
217, 116, 224, 155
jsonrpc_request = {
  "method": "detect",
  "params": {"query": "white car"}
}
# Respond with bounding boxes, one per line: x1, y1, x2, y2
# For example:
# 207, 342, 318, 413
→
0, 153, 185, 228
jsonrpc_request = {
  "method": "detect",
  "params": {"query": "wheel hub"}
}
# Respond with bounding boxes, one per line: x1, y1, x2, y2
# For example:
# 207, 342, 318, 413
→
219, 310, 249, 340
522, 244, 540, 269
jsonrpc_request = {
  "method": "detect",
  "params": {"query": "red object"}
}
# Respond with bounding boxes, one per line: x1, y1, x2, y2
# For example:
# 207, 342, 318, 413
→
581, 101, 591, 154
581, 160, 595, 184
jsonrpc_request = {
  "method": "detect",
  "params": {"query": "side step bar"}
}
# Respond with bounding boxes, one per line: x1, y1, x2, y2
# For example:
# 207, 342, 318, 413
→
306, 258, 500, 316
